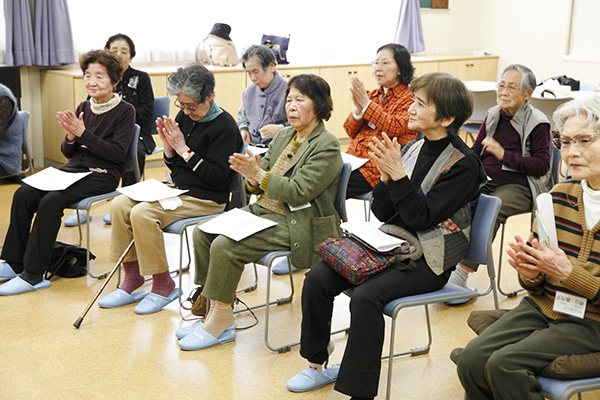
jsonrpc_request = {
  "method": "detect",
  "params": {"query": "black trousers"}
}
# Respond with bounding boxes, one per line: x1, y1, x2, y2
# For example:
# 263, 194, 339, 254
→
300, 260, 451, 398
346, 169, 373, 199
1, 172, 118, 275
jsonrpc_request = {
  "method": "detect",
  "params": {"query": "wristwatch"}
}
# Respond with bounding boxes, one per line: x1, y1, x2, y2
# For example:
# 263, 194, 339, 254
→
182, 149, 192, 161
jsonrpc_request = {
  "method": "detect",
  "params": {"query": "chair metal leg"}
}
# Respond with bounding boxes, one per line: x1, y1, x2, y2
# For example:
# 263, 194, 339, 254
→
385, 304, 434, 400
237, 262, 258, 294
497, 222, 524, 298
83, 210, 110, 280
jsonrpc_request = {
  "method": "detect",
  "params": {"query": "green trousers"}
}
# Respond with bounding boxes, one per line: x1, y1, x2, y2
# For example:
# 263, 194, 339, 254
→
456, 297, 600, 400
193, 204, 291, 303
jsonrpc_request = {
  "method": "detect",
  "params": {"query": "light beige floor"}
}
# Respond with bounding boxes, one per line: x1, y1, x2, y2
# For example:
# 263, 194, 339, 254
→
0, 161, 596, 400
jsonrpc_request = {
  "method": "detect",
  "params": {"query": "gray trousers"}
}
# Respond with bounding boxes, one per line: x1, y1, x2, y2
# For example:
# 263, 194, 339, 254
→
456, 297, 600, 400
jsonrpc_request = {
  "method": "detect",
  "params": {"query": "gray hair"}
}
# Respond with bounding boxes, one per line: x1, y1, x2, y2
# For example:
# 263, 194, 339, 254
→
240, 44, 276, 69
501, 64, 537, 94
553, 95, 600, 134
166, 63, 215, 104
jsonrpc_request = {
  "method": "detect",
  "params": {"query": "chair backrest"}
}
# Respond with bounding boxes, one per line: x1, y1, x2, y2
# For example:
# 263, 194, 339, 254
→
129, 124, 141, 182
17, 110, 33, 175
335, 163, 352, 223
551, 145, 562, 186
151, 96, 170, 136
464, 194, 501, 267
529, 96, 573, 134
464, 81, 497, 122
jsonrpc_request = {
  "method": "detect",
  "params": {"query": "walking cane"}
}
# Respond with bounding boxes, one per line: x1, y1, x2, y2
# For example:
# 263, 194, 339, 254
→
73, 239, 135, 329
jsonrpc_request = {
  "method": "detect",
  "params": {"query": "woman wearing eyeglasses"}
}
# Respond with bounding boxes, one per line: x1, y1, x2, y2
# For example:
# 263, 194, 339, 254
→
99, 63, 242, 314
448, 64, 553, 295
456, 94, 600, 400
344, 43, 418, 198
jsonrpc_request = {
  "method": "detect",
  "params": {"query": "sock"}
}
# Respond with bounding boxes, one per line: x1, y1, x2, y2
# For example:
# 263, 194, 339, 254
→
448, 266, 468, 288
19, 271, 43, 286
150, 270, 175, 297
202, 300, 234, 338
119, 260, 145, 294
308, 341, 335, 372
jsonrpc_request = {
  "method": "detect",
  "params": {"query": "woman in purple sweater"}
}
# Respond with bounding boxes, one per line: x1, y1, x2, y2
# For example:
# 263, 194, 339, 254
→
0, 50, 135, 295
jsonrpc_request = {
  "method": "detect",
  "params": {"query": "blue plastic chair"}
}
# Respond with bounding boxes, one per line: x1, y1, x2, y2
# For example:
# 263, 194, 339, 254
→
66, 124, 140, 279
148, 96, 170, 157
246, 162, 352, 353
539, 376, 600, 400
0, 110, 34, 180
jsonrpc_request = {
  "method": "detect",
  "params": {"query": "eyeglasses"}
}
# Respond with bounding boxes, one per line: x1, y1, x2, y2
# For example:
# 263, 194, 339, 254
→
496, 82, 521, 93
174, 99, 198, 111
372, 59, 393, 67
553, 134, 600, 150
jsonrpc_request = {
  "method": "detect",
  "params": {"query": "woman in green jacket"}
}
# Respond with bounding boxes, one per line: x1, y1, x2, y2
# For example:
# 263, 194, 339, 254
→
178, 74, 343, 351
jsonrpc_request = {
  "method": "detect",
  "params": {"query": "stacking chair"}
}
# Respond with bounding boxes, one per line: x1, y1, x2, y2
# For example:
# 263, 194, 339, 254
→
496, 145, 562, 298
344, 194, 500, 400
0, 110, 34, 180
529, 96, 573, 134
66, 124, 140, 279
539, 376, 600, 400
244, 162, 352, 353
461, 81, 497, 144
149, 96, 170, 157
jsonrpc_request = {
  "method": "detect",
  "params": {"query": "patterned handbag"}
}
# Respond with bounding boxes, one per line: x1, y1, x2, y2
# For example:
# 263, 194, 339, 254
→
317, 235, 395, 285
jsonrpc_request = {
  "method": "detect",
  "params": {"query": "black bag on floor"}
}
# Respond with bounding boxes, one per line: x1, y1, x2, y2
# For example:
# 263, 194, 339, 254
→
45, 241, 94, 279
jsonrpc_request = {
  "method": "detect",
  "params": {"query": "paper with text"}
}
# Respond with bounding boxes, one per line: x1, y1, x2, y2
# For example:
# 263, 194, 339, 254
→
117, 178, 188, 202
22, 166, 92, 191
341, 153, 368, 171
197, 208, 278, 241
341, 221, 406, 252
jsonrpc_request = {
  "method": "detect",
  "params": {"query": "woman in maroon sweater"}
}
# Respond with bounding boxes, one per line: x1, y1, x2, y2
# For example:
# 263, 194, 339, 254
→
0, 50, 135, 295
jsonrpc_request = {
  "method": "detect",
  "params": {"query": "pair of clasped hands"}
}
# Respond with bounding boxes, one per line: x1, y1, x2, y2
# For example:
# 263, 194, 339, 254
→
507, 235, 573, 281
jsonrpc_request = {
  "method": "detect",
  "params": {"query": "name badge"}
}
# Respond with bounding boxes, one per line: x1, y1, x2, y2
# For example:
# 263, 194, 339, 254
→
288, 203, 311, 212
553, 291, 587, 319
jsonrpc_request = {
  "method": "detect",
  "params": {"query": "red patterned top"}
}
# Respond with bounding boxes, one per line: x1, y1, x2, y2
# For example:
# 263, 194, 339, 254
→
344, 83, 417, 187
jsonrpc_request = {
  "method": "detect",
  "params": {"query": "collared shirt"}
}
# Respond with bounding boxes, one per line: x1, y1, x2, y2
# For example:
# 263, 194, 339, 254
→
344, 83, 417, 187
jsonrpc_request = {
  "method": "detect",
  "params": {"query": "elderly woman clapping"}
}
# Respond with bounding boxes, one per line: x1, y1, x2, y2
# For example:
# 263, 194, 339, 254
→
456, 95, 600, 400
173, 74, 343, 350
98, 64, 242, 314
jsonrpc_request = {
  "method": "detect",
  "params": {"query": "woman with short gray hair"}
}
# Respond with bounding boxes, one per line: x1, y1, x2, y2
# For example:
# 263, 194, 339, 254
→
238, 44, 288, 146
99, 63, 242, 315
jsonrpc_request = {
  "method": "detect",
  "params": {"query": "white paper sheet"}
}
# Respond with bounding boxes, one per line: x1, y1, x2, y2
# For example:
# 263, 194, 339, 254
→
116, 178, 188, 202
22, 166, 92, 191
535, 192, 558, 246
197, 208, 277, 241
341, 221, 406, 252
247, 145, 269, 156
341, 152, 368, 171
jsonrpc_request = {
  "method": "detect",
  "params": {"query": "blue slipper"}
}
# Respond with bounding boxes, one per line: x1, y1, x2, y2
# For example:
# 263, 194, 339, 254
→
0, 262, 17, 280
0, 276, 50, 296
98, 288, 147, 308
103, 212, 112, 225
134, 288, 179, 315
176, 322, 235, 340
272, 258, 300, 275
179, 326, 236, 351
286, 365, 340, 392
64, 210, 91, 227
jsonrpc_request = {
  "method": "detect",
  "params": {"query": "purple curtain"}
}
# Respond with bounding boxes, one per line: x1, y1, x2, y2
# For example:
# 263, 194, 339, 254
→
34, 0, 75, 66
394, 0, 425, 54
4, 0, 35, 66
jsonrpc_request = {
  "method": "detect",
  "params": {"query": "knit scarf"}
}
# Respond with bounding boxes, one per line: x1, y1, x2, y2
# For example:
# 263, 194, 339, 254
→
90, 93, 121, 115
